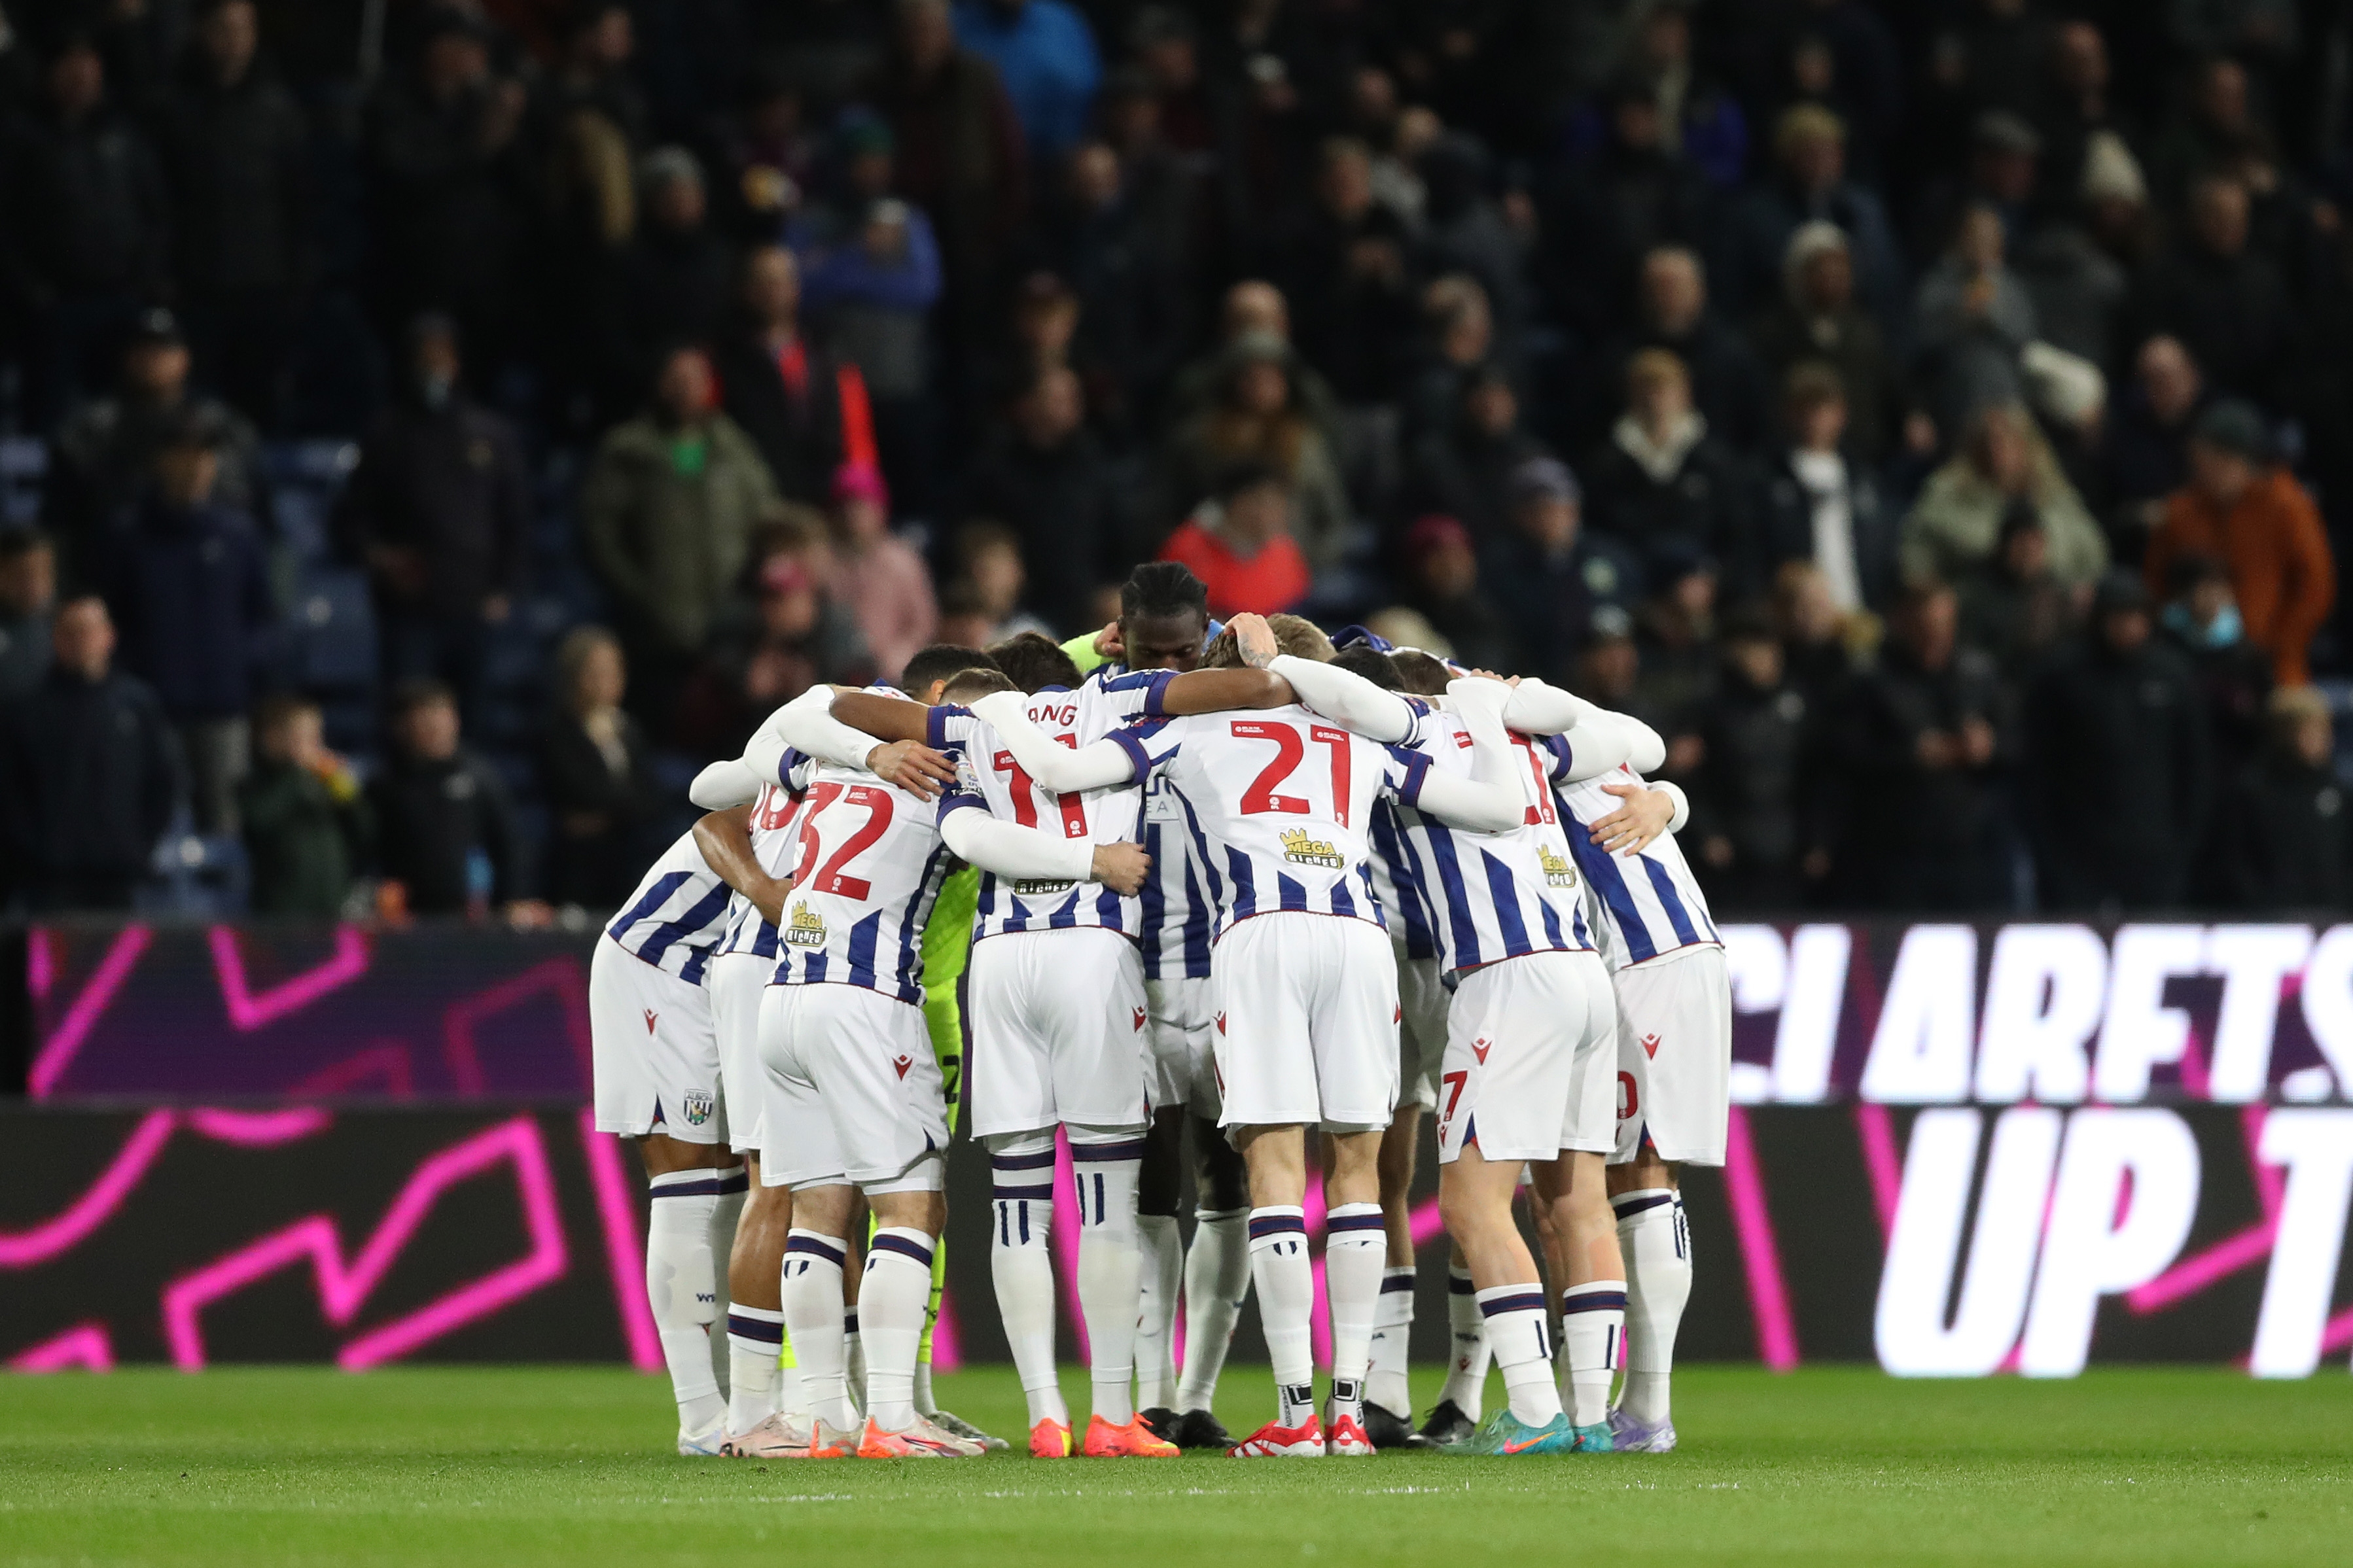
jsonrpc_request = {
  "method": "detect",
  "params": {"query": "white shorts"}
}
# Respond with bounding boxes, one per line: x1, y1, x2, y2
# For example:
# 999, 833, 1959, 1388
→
1611, 945, 1732, 1166
590, 937, 726, 1145
1210, 913, 1399, 1134
966, 927, 1150, 1138
1144, 973, 1218, 1115
1396, 949, 1447, 1112
756, 982, 948, 1193
708, 947, 772, 1158
1436, 949, 1617, 1164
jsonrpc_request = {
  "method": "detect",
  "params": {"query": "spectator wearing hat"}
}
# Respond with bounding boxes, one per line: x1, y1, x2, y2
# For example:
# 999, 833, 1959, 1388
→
1747, 221, 1900, 466
0, 531, 58, 704
0, 33, 171, 426
952, 0, 1101, 169
713, 243, 853, 508
1582, 347, 1760, 595
1903, 402, 2107, 591
367, 679, 527, 919
1157, 461, 1311, 618
2144, 399, 2335, 687
2212, 686, 2348, 910
337, 315, 530, 725
0, 596, 183, 911
101, 410, 277, 835
614, 147, 735, 397
1760, 362, 1896, 614
2160, 548, 2272, 769
1400, 514, 1518, 675
42, 309, 270, 588
826, 462, 936, 682
581, 345, 782, 723
1721, 103, 1903, 331
2024, 571, 2210, 909
1483, 457, 1644, 687
1404, 363, 1551, 546
156, 0, 313, 423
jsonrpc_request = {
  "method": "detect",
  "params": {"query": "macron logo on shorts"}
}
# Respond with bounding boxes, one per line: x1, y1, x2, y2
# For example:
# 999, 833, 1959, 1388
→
1214, 1012, 1226, 1035
893, 1054, 913, 1080
1133, 1007, 1147, 1032
643, 1009, 658, 1035
1472, 1037, 1492, 1066
1641, 1032, 1661, 1059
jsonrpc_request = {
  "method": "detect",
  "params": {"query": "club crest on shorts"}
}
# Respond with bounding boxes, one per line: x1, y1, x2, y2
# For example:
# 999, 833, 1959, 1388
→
681, 1089, 715, 1126
643, 1008, 657, 1035
1279, 828, 1344, 869
783, 902, 826, 947
1536, 845, 1578, 888
892, 1054, 914, 1080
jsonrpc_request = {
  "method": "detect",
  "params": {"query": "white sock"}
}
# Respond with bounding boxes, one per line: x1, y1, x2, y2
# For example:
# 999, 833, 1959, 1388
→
1135, 1213, 1184, 1410
1367, 1265, 1415, 1416
842, 1309, 865, 1417
862, 1228, 934, 1432
705, 1177, 745, 1398
779, 1230, 855, 1429
1559, 1280, 1627, 1428
1477, 1283, 1562, 1426
1322, 1203, 1385, 1422
1438, 1265, 1489, 1419
1072, 1135, 1146, 1425
645, 1169, 724, 1433
726, 1304, 783, 1433
1248, 1206, 1315, 1427
1616, 1189, 1690, 1425
989, 1140, 1069, 1427
1176, 1208, 1249, 1412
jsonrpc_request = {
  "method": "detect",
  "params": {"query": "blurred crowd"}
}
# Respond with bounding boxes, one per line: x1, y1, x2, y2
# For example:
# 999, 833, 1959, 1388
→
0, 0, 2348, 919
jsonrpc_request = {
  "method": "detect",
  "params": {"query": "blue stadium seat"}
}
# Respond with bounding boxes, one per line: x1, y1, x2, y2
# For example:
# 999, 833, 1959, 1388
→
287, 566, 379, 694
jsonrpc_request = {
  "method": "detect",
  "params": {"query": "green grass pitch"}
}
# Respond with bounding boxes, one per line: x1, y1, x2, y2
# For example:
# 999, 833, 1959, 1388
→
2, 1366, 2347, 1567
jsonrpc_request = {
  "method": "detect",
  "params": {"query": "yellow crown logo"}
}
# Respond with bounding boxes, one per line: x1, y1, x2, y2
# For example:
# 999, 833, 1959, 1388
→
1279, 828, 1344, 869
1538, 845, 1578, 888
783, 902, 827, 947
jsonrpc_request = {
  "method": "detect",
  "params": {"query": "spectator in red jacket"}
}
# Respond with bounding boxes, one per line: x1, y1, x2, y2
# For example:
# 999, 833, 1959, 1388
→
1158, 461, 1311, 618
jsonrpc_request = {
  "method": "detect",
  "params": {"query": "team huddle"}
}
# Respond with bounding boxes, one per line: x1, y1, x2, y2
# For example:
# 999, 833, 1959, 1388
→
588, 561, 1729, 1461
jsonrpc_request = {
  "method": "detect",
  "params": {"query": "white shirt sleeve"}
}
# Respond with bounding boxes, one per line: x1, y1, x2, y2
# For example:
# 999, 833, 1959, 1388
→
1656, 780, 1691, 834
688, 758, 764, 810
938, 805, 1099, 882
743, 686, 878, 778
970, 689, 1140, 791
1270, 654, 1417, 743
1406, 678, 1526, 833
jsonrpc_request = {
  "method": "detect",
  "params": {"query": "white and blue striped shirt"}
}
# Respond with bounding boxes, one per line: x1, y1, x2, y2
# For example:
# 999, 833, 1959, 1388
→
1557, 764, 1720, 969
715, 771, 811, 961
607, 831, 737, 985
768, 761, 959, 1007
926, 695, 1142, 943
1077, 666, 1214, 979
1381, 714, 1594, 973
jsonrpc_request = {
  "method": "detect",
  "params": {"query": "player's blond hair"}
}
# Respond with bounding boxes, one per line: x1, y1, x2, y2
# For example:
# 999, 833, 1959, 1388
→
1201, 613, 1334, 669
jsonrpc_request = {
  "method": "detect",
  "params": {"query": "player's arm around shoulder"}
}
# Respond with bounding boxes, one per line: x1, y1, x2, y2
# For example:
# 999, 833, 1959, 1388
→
694, 803, 790, 927
935, 797, 1151, 894
811, 686, 960, 799
1402, 674, 1524, 833
967, 688, 1143, 793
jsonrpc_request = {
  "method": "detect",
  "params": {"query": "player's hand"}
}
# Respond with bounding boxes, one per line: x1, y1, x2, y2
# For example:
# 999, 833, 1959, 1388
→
867, 740, 958, 799
1589, 782, 1675, 856
1228, 612, 1279, 669
1091, 842, 1152, 894
1093, 619, 1125, 661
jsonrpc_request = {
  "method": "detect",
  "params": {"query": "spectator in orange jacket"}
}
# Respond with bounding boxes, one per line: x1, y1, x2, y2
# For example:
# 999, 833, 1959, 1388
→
2145, 400, 2335, 687
1157, 461, 1311, 619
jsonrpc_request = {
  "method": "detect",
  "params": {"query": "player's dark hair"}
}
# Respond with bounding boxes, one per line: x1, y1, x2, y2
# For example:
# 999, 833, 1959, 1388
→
1118, 561, 1209, 625
942, 667, 1019, 704
987, 630, 1082, 693
1389, 648, 1452, 695
900, 643, 999, 697
1330, 644, 1405, 691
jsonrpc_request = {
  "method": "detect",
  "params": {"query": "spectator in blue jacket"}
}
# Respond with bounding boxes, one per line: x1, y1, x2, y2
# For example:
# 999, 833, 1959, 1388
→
103, 412, 277, 833
953, 0, 1100, 168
